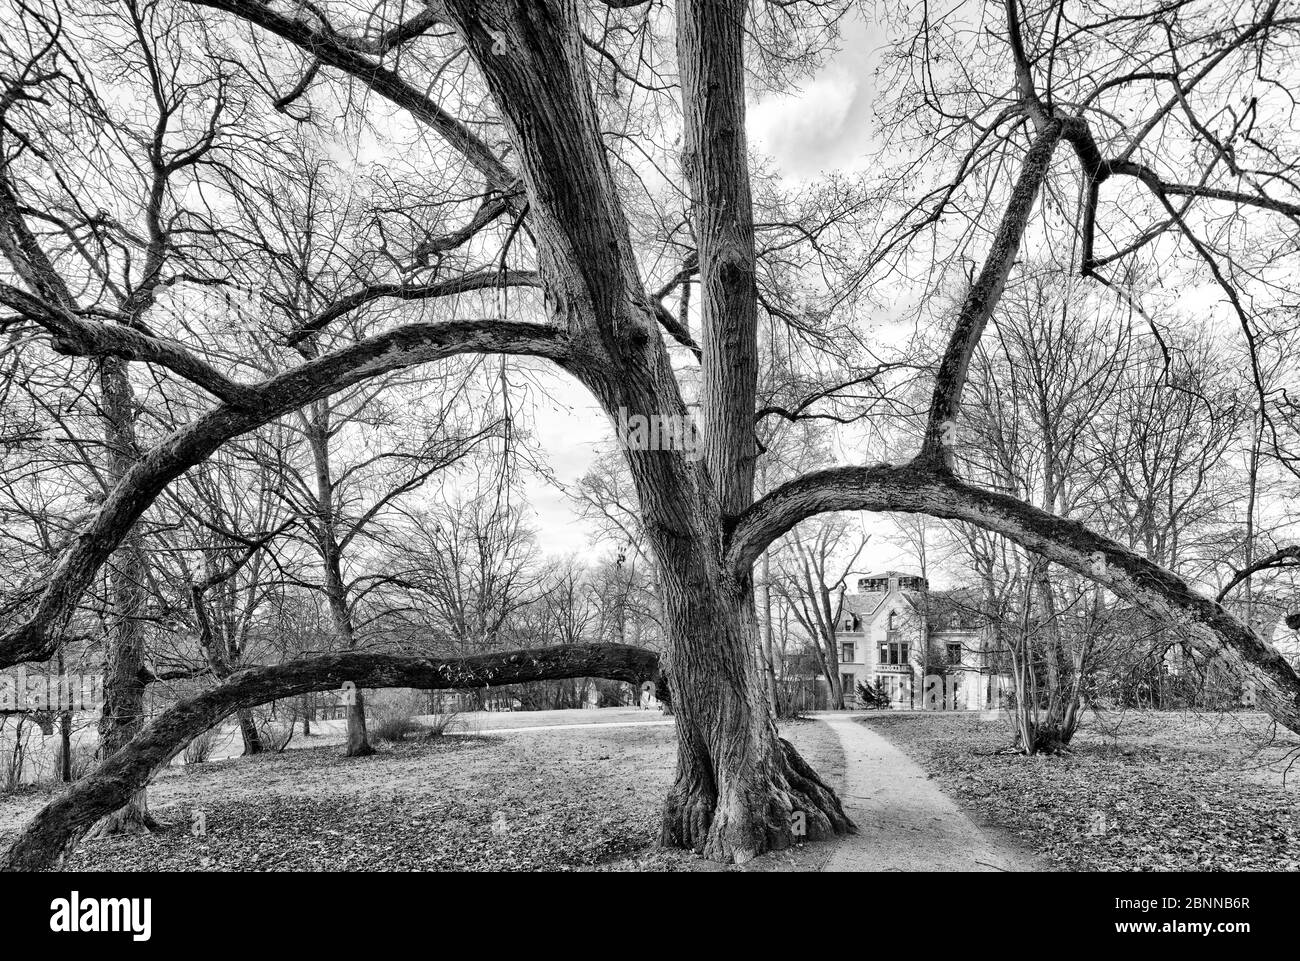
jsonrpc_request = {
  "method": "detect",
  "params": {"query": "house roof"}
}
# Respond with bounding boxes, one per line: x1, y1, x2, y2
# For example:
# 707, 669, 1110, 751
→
925, 587, 986, 632
843, 588, 923, 621
843, 591, 888, 617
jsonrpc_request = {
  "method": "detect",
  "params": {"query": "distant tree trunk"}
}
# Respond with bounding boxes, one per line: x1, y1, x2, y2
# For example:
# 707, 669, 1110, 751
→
56, 649, 72, 783
237, 709, 263, 755
306, 404, 372, 757
58, 711, 72, 783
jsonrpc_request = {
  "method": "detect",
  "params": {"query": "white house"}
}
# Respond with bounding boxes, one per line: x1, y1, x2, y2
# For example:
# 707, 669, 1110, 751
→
820, 570, 1008, 710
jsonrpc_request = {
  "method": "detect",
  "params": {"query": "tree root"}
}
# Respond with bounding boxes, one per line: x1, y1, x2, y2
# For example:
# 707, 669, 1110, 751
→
660, 737, 854, 864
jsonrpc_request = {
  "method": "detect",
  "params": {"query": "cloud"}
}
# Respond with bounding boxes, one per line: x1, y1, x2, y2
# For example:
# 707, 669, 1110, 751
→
746, 15, 882, 179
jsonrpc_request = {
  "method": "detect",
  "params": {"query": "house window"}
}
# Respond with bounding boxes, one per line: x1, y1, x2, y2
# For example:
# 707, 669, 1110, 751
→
887, 610, 896, 630
841, 673, 856, 694
947, 643, 962, 665
841, 643, 855, 663
878, 642, 910, 666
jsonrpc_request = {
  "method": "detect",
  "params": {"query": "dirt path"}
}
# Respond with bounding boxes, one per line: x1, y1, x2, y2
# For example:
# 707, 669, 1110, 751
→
817, 714, 1036, 872
204, 707, 671, 760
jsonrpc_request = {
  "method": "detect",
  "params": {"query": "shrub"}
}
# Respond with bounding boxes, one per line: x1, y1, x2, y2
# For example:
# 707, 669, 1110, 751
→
369, 711, 422, 744
366, 689, 437, 743
258, 720, 295, 753
53, 740, 98, 781
856, 679, 889, 709
422, 711, 461, 738
1, 716, 31, 793
183, 728, 219, 766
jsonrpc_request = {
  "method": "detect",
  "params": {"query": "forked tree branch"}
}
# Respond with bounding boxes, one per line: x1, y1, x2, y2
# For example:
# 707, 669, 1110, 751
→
188, 0, 518, 197
0, 319, 572, 669
919, 118, 1063, 465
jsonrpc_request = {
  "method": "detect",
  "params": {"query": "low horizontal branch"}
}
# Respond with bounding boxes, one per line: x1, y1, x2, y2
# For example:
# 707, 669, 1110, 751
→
1, 643, 660, 871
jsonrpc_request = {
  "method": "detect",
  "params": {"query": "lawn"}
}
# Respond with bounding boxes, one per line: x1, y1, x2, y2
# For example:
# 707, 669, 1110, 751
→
0, 713, 844, 872
861, 710, 1300, 871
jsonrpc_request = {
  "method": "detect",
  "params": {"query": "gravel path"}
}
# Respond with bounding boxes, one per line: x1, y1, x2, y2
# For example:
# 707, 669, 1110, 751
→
818, 714, 1035, 872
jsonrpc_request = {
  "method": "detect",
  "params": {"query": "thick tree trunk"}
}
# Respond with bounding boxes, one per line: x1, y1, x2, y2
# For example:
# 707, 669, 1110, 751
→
653, 543, 851, 861
92, 356, 156, 836
648, 0, 849, 861
759, 552, 781, 715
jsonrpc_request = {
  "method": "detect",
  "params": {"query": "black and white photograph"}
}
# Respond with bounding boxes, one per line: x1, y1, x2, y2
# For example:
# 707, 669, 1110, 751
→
0, 0, 1297, 940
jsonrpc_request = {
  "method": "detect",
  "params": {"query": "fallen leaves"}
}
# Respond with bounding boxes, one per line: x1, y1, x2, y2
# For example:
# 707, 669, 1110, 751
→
862, 711, 1300, 871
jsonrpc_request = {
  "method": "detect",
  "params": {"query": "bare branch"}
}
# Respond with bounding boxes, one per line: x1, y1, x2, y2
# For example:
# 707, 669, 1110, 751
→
726, 463, 1300, 733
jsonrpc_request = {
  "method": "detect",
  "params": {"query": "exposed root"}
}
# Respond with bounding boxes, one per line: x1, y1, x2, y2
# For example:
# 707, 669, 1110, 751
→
660, 738, 854, 864
659, 778, 715, 852
86, 798, 160, 840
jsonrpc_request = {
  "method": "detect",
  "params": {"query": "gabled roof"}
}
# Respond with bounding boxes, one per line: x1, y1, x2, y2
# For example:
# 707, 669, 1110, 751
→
842, 591, 887, 617
842, 587, 921, 622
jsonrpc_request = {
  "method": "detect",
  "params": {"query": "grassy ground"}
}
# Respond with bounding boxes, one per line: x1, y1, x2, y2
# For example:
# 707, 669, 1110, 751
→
0, 712, 844, 872
861, 710, 1300, 871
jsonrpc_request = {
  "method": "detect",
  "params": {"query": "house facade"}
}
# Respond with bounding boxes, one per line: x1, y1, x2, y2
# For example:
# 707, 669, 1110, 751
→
822, 570, 1006, 710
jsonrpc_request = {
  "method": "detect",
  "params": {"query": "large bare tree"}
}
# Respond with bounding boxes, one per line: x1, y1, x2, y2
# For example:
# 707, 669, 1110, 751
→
3, 0, 1300, 868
